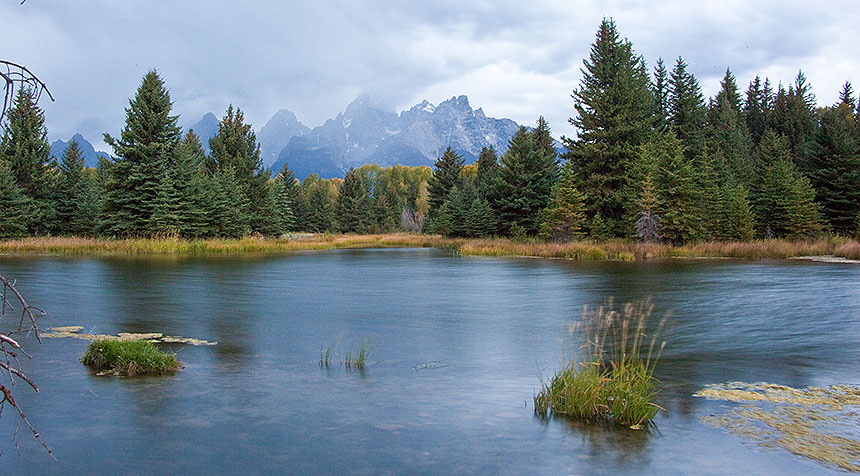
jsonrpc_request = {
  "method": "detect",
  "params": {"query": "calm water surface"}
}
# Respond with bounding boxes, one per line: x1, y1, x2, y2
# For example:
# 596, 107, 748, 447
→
1, 248, 859, 475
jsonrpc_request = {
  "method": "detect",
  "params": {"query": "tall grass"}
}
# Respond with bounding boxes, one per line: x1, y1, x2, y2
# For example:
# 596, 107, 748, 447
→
534, 299, 667, 429
80, 339, 182, 376
1, 234, 858, 260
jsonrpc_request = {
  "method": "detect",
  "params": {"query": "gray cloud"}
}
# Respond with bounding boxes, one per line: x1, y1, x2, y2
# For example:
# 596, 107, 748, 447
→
3, 0, 857, 152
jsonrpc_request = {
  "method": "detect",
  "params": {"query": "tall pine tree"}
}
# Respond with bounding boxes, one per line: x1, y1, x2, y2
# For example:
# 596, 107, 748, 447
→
1, 88, 55, 235
565, 19, 654, 237
102, 70, 181, 236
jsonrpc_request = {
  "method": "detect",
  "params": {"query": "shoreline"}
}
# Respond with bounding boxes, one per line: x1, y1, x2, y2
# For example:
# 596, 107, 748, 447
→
0, 234, 858, 261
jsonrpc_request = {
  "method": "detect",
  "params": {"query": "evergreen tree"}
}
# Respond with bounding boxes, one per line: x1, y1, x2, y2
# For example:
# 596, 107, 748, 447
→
207, 106, 274, 235
475, 146, 499, 200
149, 171, 183, 235
0, 160, 27, 238
276, 163, 307, 232
752, 131, 823, 238
171, 131, 209, 237
71, 170, 101, 236
273, 168, 297, 234
668, 57, 707, 161
305, 179, 334, 233
442, 183, 476, 237
371, 185, 401, 232
538, 163, 587, 242
1, 88, 55, 235
808, 87, 860, 234
207, 166, 250, 237
718, 183, 756, 241
565, 19, 654, 237
102, 70, 181, 236
427, 147, 464, 217
335, 168, 373, 233
742, 76, 774, 147
492, 126, 558, 235
55, 140, 87, 234
707, 68, 753, 185
651, 58, 670, 132
770, 71, 818, 173
649, 133, 704, 243
633, 171, 662, 243
467, 198, 497, 237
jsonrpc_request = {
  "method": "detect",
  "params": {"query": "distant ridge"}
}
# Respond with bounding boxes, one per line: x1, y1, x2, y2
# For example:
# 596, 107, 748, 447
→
49, 133, 111, 168
271, 94, 521, 179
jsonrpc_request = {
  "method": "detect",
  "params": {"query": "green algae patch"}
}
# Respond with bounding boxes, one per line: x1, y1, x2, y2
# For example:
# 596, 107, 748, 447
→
43, 326, 216, 346
695, 382, 860, 472
81, 339, 183, 376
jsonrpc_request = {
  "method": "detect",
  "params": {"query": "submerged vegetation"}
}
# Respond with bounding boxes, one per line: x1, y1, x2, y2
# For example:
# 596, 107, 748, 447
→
696, 382, 860, 472
80, 339, 182, 376
535, 300, 667, 429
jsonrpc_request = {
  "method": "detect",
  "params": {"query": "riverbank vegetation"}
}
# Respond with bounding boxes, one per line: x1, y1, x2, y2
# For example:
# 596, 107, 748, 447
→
1, 234, 859, 261
534, 300, 667, 429
80, 339, 182, 376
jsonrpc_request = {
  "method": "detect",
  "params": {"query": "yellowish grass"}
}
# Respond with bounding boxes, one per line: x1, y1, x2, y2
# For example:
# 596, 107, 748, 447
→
0, 234, 857, 260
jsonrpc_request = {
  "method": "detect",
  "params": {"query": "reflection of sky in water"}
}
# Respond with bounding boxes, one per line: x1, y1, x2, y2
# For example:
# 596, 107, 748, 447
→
0, 251, 858, 474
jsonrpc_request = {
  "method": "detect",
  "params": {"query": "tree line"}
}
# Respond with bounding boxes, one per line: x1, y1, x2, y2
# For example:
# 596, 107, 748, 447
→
0, 71, 431, 239
1, 19, 859, 242
425, 19, 860, 242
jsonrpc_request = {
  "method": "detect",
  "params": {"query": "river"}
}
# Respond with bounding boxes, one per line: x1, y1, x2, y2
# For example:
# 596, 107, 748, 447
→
1, 248, 858, 474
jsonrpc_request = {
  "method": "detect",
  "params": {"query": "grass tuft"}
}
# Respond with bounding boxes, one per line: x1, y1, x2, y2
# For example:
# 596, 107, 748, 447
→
535, 299, 667, 429
80, 339, 182, 376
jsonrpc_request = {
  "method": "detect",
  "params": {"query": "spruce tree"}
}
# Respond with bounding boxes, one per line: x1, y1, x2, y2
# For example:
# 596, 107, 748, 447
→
467, 198, 497, 237
102, 70, 181, 236
71, 170, 101, 236
335, 168, 373, 233
742, 76, 774, 147
0, 160, 27, 238
752, 131, 823, 238
538, 163, 587, 242
171, 131, 209, 237
207, 106, 274, 235
427, 147, 465, 217
707, 68, 754, 186
565, 19, 654, 237
55, 140, 87, 234
770, 72, 818, 173
649, 133, 704, 243
718, 183, 756, 241
808, 87, 860, 234
668, 57, 708, 161
651, 58, 670, 132
492, 126, 558, 235
1, 88, 55, 235
475, 146, 499, 200
305, 179, 334, 233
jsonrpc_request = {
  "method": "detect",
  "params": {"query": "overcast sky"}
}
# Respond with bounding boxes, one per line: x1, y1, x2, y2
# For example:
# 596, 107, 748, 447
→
4, 0, 858, 151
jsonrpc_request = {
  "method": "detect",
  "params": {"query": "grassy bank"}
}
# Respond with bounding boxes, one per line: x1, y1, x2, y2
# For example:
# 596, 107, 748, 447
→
0, 234, 858, 260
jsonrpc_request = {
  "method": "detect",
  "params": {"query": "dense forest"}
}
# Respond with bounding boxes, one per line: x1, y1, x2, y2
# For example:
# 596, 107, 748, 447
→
1, 19, 859, 243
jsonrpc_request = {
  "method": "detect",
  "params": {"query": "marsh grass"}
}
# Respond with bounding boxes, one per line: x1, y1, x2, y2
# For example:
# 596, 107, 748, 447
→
535, 299, 667, 429
80, 339, 182, 376
320, 339, 370, 370
2, 234, 857, 260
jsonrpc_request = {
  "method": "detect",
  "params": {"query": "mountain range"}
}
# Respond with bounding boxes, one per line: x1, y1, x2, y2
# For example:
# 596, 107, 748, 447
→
52, 94, 525, 179
270, 94, 520, 179
49, 134, 111, 168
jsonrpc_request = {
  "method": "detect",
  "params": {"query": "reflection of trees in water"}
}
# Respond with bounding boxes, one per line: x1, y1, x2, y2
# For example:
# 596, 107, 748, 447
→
535, 414, 652, 468
100, 256, 279, 366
